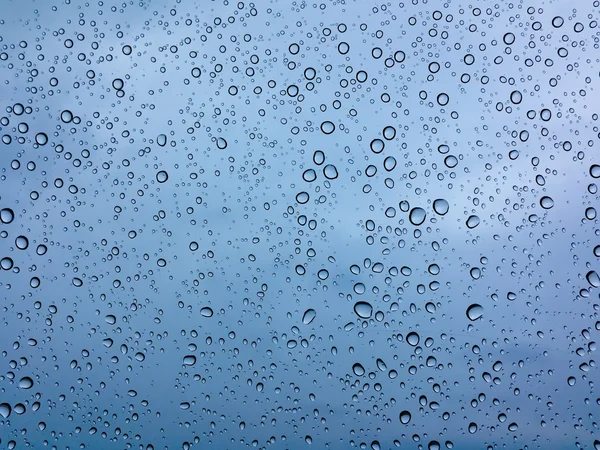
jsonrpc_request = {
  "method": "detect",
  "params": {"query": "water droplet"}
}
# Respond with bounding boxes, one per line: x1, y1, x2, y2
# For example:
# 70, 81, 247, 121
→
409, 207, 426, 226
399, 410, 411, 424
370, 138, 385, 154
352, 363, 365, 376
320, 121, 335, 134
540, 196, 554, 209
200, 307, 214, 317
353, 282, 366, 294
466, 304, 484, 321
590, 165, 600, 178
156, 170, 169, 183
216, 137, 228, 149
466, 215, 480, 229
157, 134, 167, 147
183, 355, 196, 366
503, 32, 515, 45
0, 403, 11, 418
432, 199, 449, 215
303, 169, 317, 182
0, 257, 14, 270
323, 164, 338, 179
510, 90, 522, 104
18, 376, 33, 389
35, 132, 48, 145
585, 207, 597, 220
0, 208, 14, 224
60, 110, 73, 123
302, 309, 316, 325
383, 126, 396, 140
15, 235, 29, 250
105, 315, 116, 325
586, 271, 600, 288
406, 332, 420, 346
296, 191, 310, 204
354, 301, 373, 319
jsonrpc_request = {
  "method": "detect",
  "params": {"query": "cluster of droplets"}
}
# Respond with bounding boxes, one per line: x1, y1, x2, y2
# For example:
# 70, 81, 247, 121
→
0, 1, 599, 449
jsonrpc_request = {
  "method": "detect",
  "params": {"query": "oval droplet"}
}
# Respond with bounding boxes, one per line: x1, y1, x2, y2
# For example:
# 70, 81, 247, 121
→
354, 301, 373, 319
433, 199, 449, 215
466, 304, 484, 321
302, 308, 316, 325
409, 207, 426, 226
200, 307, 214, 318
399, 410, 411, 424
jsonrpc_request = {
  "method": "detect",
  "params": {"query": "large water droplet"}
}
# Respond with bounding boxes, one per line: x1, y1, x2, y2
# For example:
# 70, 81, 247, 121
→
302, 308, 316, 325
433, 199, 449, 215
352, 363, 365, 376
409, 207, 426, 226
466, 304, 484, 321
466, 215, 480, 229
354, 301, 373, 319
0, 208, 14, 224
406, 332, 420, 346
18, 376, 33, 389
399, 410, 412, 424
200, 307, 214, 317
540, 196, 554, 209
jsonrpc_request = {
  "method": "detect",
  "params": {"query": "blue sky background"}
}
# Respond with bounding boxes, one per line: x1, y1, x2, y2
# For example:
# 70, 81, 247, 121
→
0, 0, 599, 449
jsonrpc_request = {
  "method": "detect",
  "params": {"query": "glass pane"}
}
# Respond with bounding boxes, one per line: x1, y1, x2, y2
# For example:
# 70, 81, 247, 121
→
0, 1, 598, 449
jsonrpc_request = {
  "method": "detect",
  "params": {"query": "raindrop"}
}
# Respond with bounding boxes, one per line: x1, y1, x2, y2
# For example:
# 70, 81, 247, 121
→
303, 169, 317, 182
200, 307, 214, 317
320, 121, 335, 134
586, 271, 600, 288
383, 126, 396, 140
15, 235, 29, 250
0, 403, 11, 419
399, 410, 412, 424
406, 332, 420, 346
409, 207, 426, 226
354, 301, 373, 319
540, 196, 554, 209
466, 304, 484, 321
216, 137, 228, 149
156, 170, 169, 183
35, 132, 48, 145
323, 164, 338, 179
18, 377, 33, 389
370, 138, 385, 154
466, 215, 480, 229
0, 208, 14, 224
510, 90, 522, 104
183, 355, 196, 366
433, 199, 449, 215
352, 363, 365, 376
302, 309, 316, 325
